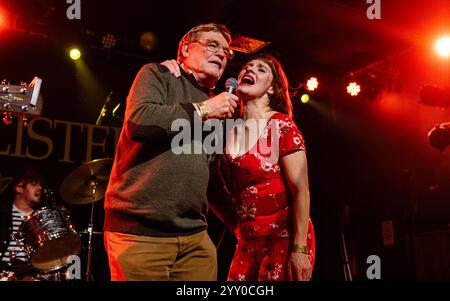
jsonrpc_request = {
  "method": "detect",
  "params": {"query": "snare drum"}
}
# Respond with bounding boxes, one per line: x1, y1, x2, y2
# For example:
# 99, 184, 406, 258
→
16, 206, 82, 271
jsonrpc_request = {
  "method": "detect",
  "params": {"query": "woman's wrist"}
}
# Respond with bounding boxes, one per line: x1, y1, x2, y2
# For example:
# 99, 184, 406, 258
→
292, 243, 309, 255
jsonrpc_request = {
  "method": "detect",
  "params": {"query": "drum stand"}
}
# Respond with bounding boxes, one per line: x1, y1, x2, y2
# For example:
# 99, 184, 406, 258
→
59, 158, 113, 281
86, 174, 98, 281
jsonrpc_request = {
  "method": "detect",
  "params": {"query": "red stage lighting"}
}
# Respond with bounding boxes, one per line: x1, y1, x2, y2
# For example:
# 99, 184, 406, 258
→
435, 35, 450, 58
347, 82, 361, 96
0, 12, 5, 29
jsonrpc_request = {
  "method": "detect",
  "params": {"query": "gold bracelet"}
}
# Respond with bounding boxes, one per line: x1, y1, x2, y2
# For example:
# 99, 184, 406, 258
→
196, 102, 209, 122
292, 244, 309, 254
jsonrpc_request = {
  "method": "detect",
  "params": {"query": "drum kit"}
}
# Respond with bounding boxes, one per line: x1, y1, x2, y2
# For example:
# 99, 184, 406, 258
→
0, 158, 113, 281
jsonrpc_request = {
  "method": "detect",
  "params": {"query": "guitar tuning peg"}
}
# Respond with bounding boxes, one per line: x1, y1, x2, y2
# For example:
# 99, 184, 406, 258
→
20, 81, 27, 87
1, 79, 7, 85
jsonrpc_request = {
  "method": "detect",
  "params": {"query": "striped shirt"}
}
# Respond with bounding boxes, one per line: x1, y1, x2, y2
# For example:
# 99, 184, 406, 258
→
0, 205, 33, 264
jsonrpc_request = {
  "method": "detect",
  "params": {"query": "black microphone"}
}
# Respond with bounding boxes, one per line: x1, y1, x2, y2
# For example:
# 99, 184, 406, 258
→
225, 78, 238, 94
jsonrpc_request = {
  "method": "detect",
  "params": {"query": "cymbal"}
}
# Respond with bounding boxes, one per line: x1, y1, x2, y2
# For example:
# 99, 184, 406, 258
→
60, 158, 113, 205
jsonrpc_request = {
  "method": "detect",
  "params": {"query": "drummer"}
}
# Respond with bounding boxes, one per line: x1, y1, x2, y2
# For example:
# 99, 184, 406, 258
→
0, 170, 42, 269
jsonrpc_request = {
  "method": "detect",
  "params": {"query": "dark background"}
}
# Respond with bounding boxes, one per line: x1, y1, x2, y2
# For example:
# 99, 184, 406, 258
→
0, 0, 449, 280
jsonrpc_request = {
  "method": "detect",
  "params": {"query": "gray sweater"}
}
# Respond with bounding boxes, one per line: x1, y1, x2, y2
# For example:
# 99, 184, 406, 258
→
104, 63, 215, 237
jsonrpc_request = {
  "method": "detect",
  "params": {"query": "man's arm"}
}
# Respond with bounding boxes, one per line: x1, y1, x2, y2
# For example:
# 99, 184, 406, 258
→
125, 63, 197, 141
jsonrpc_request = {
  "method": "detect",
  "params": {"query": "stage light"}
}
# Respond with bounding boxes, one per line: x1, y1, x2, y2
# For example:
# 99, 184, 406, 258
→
428, 122, 450, 151
306, 77, 319, 91
69, 48, 81, 61
347, 82, 361, 96
140, 32, 158, 52
435, 36, 450, 58
0, 11, 5, 29
102, 34, 118, 49
418, 84, 450, 108
300, 94, 310, 104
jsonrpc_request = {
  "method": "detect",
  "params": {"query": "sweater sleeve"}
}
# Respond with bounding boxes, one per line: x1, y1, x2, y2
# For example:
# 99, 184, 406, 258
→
125, 63, 198, 141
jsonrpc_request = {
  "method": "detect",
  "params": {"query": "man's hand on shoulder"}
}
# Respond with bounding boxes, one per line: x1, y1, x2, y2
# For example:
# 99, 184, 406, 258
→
161, 60, 181, 78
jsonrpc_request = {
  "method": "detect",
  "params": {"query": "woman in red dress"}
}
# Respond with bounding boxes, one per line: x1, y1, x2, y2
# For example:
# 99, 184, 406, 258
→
221, 54, 315, 281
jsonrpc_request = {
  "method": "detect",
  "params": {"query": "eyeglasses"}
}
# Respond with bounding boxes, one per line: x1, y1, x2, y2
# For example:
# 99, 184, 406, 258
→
192, 39, 234, 60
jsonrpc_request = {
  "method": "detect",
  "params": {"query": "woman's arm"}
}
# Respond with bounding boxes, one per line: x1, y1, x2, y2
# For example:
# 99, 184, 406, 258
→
281, 150, 312, 281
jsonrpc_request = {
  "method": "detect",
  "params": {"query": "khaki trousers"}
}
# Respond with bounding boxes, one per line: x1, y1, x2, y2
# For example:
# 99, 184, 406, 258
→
104, 230, 217, 281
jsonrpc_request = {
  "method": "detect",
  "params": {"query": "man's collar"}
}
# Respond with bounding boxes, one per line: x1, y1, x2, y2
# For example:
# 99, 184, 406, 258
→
180, 63, 216, 93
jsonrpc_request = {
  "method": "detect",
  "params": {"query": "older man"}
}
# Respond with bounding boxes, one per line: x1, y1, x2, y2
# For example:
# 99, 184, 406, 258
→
104, 23, 238, 281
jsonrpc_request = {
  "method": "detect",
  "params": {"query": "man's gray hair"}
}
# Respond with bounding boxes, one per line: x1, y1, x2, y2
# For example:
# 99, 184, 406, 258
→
177, 23, 232, 62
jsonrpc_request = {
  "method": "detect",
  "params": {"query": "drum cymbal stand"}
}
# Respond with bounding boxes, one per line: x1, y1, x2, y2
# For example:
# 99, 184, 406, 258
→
86, 173, 97, 281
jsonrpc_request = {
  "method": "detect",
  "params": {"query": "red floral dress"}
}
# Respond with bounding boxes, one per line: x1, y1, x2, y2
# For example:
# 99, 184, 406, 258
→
222, 112, 315, 281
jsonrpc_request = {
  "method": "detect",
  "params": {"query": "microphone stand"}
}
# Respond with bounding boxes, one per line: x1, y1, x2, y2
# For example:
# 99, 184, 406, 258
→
87, 91, 120, 281
96, 92, 113, 126
96, 91, 122, 127
85, 172, 97, 281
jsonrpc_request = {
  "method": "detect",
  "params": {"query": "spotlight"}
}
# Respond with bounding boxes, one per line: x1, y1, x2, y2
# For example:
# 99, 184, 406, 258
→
347, 82, 361, 96
69, 48, 81, 61
140, 32, 158, 52
0, 10, 9, 30
428, 122, 450, 151
102, 34, 118, 49
418, 84, 450, 108
435, 36, 450, 58
306, 77, 319, 92
300, 94, 310, 104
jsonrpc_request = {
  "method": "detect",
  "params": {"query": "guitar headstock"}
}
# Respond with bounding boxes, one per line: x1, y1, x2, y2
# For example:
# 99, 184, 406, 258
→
0, 77, 44, 118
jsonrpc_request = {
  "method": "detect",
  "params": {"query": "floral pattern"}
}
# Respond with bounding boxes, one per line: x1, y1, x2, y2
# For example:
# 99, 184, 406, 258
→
224, 113, 315, 281
237, 203, 257, 222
